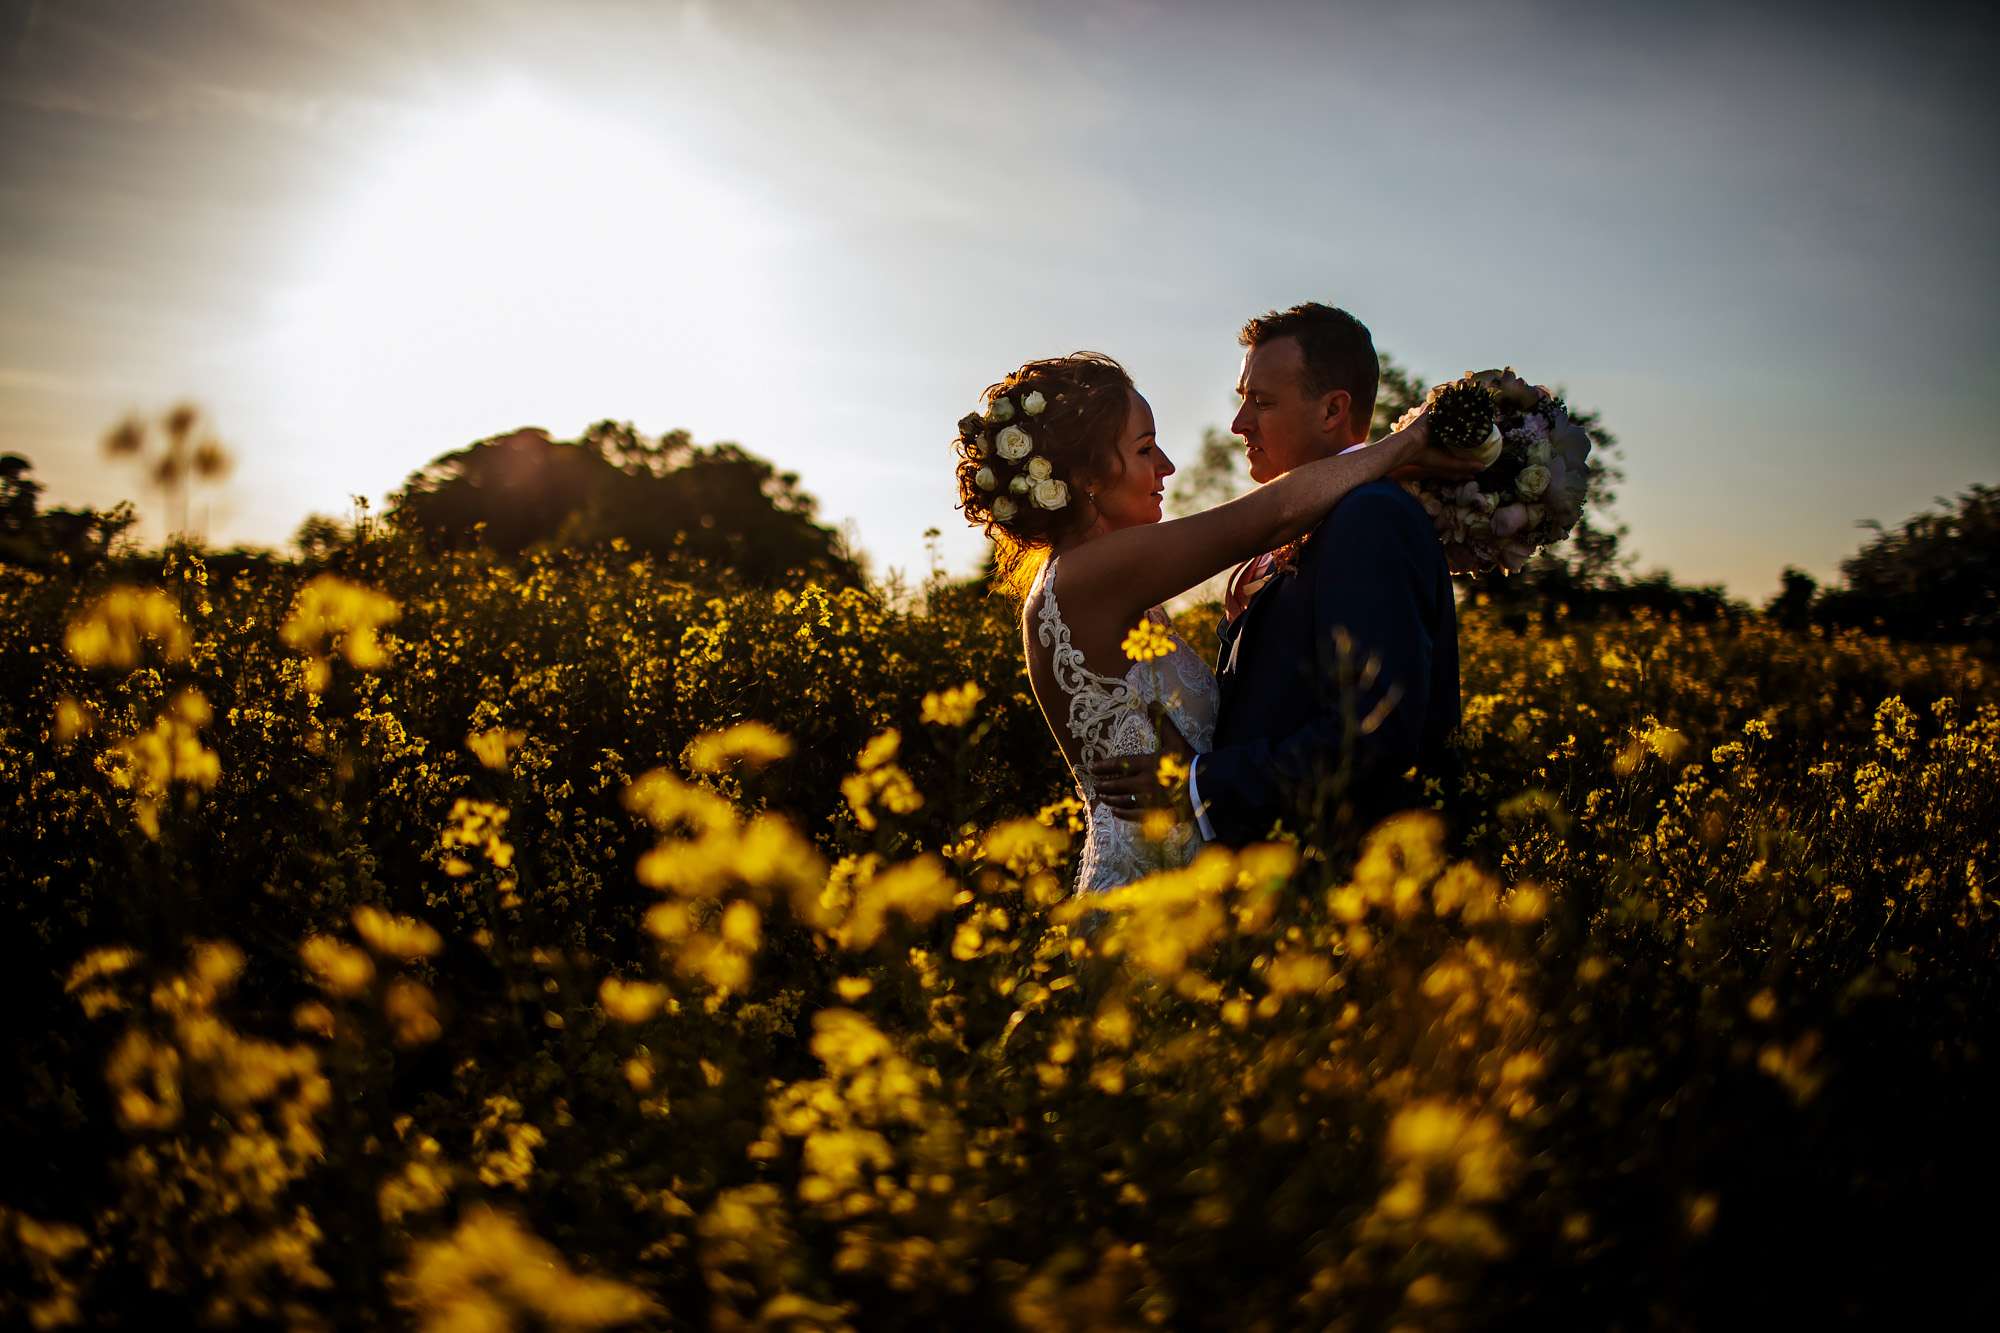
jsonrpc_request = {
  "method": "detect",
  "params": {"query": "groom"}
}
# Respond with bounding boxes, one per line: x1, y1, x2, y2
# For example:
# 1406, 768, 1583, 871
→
1096, 303, 1460, 844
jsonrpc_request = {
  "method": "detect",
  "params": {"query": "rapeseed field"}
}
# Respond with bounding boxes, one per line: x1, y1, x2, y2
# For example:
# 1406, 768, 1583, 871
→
2, 541, 1993, 1329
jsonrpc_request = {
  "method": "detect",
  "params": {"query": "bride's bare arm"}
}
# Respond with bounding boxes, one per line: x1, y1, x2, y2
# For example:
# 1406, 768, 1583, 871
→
1057, 418, 1454, 622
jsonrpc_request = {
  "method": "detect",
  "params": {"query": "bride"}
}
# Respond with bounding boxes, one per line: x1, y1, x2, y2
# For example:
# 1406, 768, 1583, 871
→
953, 351, 1468, 893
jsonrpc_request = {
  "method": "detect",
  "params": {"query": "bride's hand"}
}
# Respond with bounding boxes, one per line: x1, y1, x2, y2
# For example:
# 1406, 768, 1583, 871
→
1392, 443, 1490, 484
1386, 409, 1489, 483
1086, 723, 1195, 826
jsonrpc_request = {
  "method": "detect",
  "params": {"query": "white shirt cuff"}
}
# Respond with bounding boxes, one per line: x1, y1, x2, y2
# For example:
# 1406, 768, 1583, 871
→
1188, 755, 1218, 843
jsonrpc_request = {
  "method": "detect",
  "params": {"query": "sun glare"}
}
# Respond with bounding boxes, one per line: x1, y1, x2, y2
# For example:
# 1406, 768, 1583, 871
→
269, 82, 780, 487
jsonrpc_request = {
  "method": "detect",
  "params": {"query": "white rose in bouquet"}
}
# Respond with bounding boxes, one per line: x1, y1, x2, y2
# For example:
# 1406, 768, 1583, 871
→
1031, 477, 1069, 510
1515, 463, 1551, 499
1026, 456, 1052, 481
995, 425, 1032, 461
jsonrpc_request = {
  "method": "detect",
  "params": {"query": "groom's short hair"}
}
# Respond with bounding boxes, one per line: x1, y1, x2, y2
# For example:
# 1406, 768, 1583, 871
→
1239, 303, 1378, 427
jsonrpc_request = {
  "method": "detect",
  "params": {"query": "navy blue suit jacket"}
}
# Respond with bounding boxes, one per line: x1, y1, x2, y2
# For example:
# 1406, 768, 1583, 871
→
1197, 479, 1460, 846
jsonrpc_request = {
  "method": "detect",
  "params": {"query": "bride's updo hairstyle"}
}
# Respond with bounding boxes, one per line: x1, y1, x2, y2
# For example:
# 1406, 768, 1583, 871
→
953, 351, 1134, 597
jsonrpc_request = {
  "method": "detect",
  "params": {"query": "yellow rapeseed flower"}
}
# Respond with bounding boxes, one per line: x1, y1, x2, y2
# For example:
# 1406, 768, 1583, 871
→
466, 727, 527, 770
63, 586, 191, 669
300, 936, 375, 996
99, 692, 222, 838
390, 1205, 659, 1328
352, 905, 444, 959
810, 1008, 894, 1074
855, 728, 900, 772
982, 818, 1069, 875
1121, 617, 1174, 664
599, 976, 670, 1023
682, 721, 793, 772
833, 853, 956, 950
920, 682, 985, 728
53, 697, 96, 743
384, 978, 442, 1046
281, 574, 400, 692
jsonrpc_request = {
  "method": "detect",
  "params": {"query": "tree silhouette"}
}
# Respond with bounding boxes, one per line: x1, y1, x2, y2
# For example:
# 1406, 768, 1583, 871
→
1815, 485, 2000, 648
0, 454, 136, 567
389, 424, 860, 586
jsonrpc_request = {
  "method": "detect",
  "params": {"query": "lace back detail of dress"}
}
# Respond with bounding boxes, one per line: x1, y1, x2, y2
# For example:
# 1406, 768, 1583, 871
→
1031, 558, 1220, 895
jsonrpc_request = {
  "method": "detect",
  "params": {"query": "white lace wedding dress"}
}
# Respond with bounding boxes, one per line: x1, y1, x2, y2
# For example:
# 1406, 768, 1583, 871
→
1030, 557, 1221, 894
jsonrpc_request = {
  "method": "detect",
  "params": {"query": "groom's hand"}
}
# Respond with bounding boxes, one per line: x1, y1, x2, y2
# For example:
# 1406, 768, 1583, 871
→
1086, 751, 1193, 826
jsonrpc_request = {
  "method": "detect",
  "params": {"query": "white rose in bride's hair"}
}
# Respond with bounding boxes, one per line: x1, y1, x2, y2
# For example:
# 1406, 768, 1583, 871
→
988, 396, 1016, 424
994, 425, 1032, 461
974, 466, 997, 492
1515, 463, 1551, 499
1026, 456, 1052, 481
1022, 390, 1046, 416
991, 495, 1018, 522
1009, 474, 1030, 495
1032, 477, 1069, 510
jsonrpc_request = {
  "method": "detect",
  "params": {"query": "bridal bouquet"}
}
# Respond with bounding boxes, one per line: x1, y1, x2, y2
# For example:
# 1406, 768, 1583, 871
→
1395, 368, 1595, 575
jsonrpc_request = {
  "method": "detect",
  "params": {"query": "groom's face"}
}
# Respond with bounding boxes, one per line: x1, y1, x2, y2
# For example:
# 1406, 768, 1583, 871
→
1232, 336, 1357, 484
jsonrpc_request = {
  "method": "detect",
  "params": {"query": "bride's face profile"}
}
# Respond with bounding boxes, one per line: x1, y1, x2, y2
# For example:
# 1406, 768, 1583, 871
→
1089, 389, 1174, 533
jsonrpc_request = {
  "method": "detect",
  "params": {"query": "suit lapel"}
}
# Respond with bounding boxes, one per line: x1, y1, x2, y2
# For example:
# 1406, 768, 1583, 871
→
1218, 556, 1295, 677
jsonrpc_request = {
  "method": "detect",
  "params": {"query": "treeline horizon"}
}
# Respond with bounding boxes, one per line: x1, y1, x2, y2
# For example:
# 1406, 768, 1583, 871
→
3, 405, 1995, 652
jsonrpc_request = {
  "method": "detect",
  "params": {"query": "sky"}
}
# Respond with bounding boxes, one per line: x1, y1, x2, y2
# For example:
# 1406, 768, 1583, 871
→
2, 0, 1995, 596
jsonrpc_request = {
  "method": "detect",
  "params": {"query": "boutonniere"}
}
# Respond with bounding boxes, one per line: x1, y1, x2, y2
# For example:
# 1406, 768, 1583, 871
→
1249, 535, 1308, 593
1269, 534, 1307, 577
1228, 535, 1310, 620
